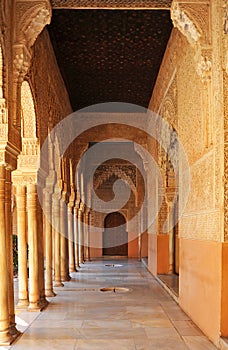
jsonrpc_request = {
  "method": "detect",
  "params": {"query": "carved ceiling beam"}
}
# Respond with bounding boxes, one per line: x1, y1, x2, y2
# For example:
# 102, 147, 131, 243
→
51, 0, 172, 10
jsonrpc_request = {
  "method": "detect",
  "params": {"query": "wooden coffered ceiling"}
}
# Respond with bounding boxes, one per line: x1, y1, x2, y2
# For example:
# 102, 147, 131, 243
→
48, 7, 173, 111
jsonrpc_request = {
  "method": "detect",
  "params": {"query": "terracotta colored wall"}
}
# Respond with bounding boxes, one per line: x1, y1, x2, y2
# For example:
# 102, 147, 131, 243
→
157, 234, 169, 274
148, 234, 169, 275
148, 233, 157, 276
141, 232, 148, 258
89, 230, 140, 258
179, 238, 221, 346
221, 243, 228, 337
128, 235, 138, 258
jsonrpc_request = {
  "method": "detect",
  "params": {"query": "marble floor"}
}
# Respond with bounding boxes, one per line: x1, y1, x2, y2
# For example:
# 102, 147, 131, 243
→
6, 259, 217, 349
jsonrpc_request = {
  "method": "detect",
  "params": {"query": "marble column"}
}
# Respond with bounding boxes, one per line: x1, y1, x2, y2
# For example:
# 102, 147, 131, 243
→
37, 189, 48, 309
53, 192, 64, 287
74, 206, 80, 269
27, 183, 41, 311
68, 204, 76, 272
5, 169, 19, 336
60, 198, 70, 281
84, 210, 90, 261
0, 165, 13, 344
44, 189, 56, 297
16, 185, 29, 307
78, 205, 84, 264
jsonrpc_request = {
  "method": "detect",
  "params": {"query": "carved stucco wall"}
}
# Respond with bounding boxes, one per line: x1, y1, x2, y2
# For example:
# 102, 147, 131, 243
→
223, 0, 228, 241
90, 158, 145, 237
149, 0, 224, 242
28, 28, 72, 173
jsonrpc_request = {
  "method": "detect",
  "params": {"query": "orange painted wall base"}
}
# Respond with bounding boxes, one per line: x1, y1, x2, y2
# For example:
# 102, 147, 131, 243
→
221, 242, 228, 337
179, 238, 221, 346
148, 233, 169, 276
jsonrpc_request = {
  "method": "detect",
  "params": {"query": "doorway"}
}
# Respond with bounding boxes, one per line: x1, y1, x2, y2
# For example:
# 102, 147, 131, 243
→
103, 212, 128, 256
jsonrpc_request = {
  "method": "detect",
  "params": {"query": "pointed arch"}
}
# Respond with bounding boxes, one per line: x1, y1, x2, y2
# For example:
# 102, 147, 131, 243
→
21, 80, 37, 139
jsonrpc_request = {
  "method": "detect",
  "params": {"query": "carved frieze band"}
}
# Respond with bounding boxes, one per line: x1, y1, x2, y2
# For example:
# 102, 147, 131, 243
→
51, 0, 171, 9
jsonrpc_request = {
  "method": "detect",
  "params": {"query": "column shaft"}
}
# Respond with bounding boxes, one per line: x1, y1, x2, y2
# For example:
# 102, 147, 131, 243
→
44, 191, 56, 297
53, 196, 63, 287
27, 183, 40, 311
16, 185, 29, 307
5, 170, 18, 336
78, 209, 84, 264
0, 166, 12, 344
68, 205, 76, 272
74, 207, 79, 269
60, 200, 70, 281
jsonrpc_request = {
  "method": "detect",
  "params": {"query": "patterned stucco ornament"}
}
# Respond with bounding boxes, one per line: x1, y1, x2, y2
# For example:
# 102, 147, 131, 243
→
14, 0, 52, 81
224, 0, 228, 34
24, 7, 51, 47
170, 2, 201, 46
196, 54, 212, 83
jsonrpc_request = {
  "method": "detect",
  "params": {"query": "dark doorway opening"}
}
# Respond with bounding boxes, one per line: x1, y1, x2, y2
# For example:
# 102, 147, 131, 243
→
103, 212, 128, 256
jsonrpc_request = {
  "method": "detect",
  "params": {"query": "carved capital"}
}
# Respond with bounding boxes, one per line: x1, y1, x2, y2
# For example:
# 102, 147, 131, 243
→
171, 2, 201, 46
13, 45, 31, 83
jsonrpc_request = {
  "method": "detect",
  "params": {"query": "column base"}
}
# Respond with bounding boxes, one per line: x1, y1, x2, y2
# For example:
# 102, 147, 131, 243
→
0, 328, 21, 346
28, 299, 48, 312
54, 281, 64, 287
69, 266, 77, 272
45, 289, 56, 297
61, 274, 71, 282
9, 324, 21, 338
16, 299, 29, 309
39, 297, 49, 310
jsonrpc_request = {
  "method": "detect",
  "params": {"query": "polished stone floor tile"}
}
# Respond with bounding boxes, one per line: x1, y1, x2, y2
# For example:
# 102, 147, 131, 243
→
183, 336, 218, 349
75, 339, 136, 350
135, 337, 189, 350
82, 320, 132, 328
172, 320, 203, 336
11, 339, 76, 349
10, 259, 217, 350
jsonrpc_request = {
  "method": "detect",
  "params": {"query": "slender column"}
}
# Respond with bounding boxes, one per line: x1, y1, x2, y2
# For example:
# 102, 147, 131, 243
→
84, 210, 90, 261
16, 185, 29, 307
68, 204, 76, 272
27, 183, 41, 311
74, 206, 80, 269
37, 190, 48, 308
53, 193, 64, 287
44, 190, 56, 297
5, 170, 18, 336
60, 199, 70, 281
0, 166, 12, 344
87, 212, 91, 261
78, 205, 84, 264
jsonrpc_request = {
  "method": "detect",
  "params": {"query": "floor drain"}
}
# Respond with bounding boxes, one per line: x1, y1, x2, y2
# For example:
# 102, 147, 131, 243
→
100, 287, 130, 293
105, 264, 123, 267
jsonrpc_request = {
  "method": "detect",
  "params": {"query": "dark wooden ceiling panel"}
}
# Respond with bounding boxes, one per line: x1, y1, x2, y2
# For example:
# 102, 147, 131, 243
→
48, 10, 172, 111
